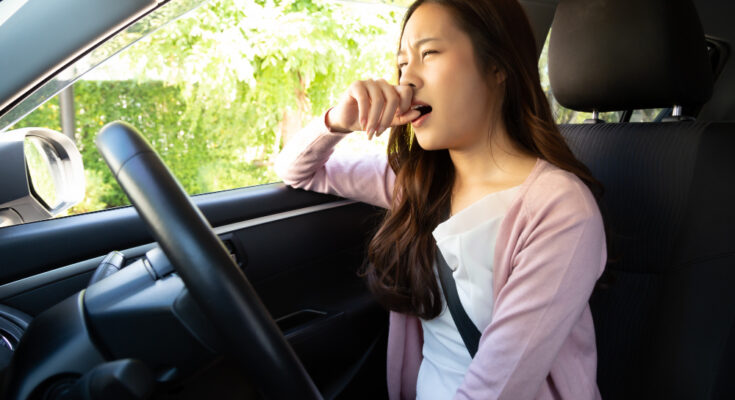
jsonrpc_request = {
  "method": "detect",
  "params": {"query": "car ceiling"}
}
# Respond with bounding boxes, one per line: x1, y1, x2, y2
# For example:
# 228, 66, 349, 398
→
0, 0, 163, 118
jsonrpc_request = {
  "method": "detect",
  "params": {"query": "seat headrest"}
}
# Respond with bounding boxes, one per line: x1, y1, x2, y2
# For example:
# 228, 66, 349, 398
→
548, 0, 714, 113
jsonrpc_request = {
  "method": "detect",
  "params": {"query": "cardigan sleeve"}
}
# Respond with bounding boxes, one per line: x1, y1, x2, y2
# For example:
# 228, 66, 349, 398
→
273, 108, 395, 209
453, 172, 607, 399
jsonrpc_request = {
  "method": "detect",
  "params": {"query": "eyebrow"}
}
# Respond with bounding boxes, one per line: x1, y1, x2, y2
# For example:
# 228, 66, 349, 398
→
397, 37, 441, 57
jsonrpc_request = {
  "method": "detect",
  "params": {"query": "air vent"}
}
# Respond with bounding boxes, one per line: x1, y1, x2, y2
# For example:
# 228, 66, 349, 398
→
0, 305, 31, 369
0, 330, 15, 351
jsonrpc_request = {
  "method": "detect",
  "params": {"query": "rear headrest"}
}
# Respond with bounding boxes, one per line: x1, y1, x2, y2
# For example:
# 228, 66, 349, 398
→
548, 0, 714, 113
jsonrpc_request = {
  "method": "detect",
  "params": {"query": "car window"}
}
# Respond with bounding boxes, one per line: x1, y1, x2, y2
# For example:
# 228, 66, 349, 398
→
8, 1, 671, 222
7, 0, 410, 218
630, 108, 667, 122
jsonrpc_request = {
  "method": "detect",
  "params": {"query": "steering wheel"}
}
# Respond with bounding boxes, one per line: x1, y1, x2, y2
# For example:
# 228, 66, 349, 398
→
96, 121, 322, 399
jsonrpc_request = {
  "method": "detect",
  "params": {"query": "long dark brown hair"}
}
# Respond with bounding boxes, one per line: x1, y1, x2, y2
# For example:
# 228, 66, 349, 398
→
360, 0, 618, 319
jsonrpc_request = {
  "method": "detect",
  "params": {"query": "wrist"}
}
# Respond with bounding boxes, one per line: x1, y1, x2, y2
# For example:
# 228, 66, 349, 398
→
324, 107, 352, 134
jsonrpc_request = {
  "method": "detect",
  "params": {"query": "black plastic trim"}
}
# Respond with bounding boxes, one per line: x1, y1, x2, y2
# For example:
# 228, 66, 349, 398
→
0, 184, 343, 285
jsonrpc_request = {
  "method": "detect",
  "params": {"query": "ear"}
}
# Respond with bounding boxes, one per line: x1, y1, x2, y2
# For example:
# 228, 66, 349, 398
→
494, 67, 507, 85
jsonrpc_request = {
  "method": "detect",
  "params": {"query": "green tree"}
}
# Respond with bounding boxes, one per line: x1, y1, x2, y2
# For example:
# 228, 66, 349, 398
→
14, 0, 406, 214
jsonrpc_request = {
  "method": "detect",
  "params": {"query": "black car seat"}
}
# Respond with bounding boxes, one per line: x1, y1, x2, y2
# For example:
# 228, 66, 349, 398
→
548, 0, 735, 399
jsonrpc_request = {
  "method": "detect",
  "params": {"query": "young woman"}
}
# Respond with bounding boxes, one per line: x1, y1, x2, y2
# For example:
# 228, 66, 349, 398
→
275, 0, 610, 398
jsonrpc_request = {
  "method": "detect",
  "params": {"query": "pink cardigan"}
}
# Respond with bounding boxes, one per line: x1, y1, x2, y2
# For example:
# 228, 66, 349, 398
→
274, 111, 607, 400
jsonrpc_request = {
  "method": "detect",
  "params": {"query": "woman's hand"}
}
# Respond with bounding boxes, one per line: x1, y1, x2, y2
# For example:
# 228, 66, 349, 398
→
326, 79, 421, 140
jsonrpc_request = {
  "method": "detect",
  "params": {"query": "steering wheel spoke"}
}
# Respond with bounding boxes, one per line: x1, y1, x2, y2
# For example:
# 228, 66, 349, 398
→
96, 121, 323, 400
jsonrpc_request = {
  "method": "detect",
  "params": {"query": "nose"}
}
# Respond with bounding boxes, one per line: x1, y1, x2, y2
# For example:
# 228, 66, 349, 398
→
399, 62, 422, 89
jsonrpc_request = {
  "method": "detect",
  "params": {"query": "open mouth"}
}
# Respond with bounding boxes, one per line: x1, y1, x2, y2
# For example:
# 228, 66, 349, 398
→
412, 104, 433, 117
411, 104, 432, 125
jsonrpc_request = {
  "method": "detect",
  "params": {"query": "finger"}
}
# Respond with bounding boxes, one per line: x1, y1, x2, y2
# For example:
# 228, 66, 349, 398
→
377, 80, 399, 134
365, 81, 385, 137
348, 81, 370, 131
395, 85, 414, 115
393, 108, 421, 126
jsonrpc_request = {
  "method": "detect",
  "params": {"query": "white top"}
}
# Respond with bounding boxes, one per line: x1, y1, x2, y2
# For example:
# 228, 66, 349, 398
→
416, 184, 522, 400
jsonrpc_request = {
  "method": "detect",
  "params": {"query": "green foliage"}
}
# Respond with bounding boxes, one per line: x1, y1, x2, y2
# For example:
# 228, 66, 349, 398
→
17, 98, 61, 131
133, 0, 400, 133
11, 0, 403, 215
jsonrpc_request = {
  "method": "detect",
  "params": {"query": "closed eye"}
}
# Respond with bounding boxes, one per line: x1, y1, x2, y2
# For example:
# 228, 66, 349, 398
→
397, 50, 438, 70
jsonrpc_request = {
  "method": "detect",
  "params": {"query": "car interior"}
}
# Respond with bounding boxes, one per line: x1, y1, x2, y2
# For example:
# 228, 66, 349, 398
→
0, 0, 733, 399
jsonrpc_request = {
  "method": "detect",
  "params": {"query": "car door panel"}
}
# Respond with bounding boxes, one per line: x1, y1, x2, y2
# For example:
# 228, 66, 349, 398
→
0, 184, 389, 398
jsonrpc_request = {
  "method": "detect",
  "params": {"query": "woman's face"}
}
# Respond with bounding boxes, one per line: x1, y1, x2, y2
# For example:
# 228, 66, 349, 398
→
398, 3, 504, 151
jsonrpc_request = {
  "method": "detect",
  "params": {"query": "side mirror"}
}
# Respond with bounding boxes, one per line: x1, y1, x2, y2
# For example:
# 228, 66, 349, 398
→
0, 128, 85, 227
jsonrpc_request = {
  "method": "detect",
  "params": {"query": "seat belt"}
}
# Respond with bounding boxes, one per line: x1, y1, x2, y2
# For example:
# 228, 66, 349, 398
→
435, 245, 482, 358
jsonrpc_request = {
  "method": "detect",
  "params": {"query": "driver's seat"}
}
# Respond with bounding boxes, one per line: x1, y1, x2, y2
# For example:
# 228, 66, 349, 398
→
548, 0, 735, 398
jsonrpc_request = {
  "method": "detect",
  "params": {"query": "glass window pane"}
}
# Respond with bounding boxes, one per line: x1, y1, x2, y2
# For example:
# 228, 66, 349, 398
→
8, 0, 406, 218
631, 108, 666, 122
